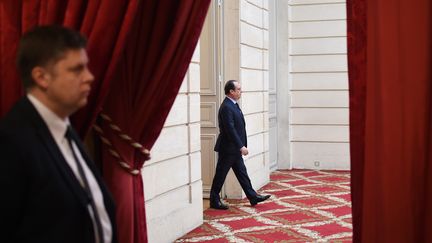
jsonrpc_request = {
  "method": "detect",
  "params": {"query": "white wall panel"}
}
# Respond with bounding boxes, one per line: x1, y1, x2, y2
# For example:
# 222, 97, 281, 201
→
263, 70, 269, 91
264, 112, 269, 131
291, 91, 349, 107
291, 37, 346, 55
291, 72, 348, 90
246, 153, 265, 175
263, 131, 269, 151
245, 113, 264, 135
147, 126, 189, 163
189, 123, 201, 152
189, 63, 200, 93
241, 22, 264, 48
287, 0, 350, 171
290, 0, 345, 5
248, 0, 264, 8
241, 0, 263, 27
248, 133, 265, 157
264, 151, 270, 164
241, 69, 264, 91
291, 125, 349, 142
241, 91, 264, 114
291, 55, 347, 72
263, 91, 269, 111
190, 152, 202, 182
189, 94, 201, 123
146, 182, 203, 243
264, 28, 269, 49
263, 0, 269, 9
248, 153, 270, 189
164, 94, 188, 127
146, 185, 189, 221
143, 156, 189, 200
290, 20, 346, 38
263, 10, 269, 29
291, 142, 350, 170
291, 108, 349, 124
241, 45, 263, 69
289, 3, 346, 21
263, 49, 269, 70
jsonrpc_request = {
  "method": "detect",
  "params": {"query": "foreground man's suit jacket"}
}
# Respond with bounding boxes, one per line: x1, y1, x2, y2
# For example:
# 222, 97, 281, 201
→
0, 97, 117, 243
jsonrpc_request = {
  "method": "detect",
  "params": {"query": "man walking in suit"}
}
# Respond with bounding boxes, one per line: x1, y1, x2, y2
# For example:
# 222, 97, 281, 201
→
0, 26, 117, 243
210, 80, 270, 210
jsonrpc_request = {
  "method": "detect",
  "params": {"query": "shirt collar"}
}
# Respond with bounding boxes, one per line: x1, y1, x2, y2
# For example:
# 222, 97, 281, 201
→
27, 94, 70, 145
226, 96, 237, 104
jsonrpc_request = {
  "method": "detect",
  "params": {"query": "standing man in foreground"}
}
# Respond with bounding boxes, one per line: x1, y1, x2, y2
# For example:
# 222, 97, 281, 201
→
209, 80, 271, 210
0, 26, 117, 243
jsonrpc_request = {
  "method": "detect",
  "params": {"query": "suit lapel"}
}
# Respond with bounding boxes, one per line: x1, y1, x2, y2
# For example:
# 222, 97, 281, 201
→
20, 98, 89, 206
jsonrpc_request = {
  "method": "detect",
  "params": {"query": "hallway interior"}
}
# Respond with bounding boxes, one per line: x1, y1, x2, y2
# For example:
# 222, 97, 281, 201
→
177, 169, 352, 242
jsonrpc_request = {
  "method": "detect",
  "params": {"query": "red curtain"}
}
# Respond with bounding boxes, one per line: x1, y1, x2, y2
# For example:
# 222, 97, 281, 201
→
0, 0, 139, 137
347, 0, 432, 242
346, 1, 366, 242
95, 1, 211, 243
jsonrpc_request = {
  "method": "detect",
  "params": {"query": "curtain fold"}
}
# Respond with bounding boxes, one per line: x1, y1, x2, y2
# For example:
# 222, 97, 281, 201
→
72, 0, 140, 137
347, 0, 432, 242
98, 1, 211, 242
0, 1, 23, 116
346, 1, 366, 242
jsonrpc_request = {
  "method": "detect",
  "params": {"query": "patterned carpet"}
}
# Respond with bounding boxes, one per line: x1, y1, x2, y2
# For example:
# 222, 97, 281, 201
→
176, 170, 352, 242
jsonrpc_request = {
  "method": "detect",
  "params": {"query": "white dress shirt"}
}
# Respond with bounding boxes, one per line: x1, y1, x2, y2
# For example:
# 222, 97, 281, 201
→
28, 94, 112, 243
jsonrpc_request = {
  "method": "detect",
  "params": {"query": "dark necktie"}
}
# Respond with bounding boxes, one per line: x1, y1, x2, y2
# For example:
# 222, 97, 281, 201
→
65, 126, 104, 243
235, 103, 241, 111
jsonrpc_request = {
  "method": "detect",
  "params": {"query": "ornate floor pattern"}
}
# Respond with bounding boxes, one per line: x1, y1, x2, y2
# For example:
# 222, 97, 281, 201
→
176, 170, 352, 242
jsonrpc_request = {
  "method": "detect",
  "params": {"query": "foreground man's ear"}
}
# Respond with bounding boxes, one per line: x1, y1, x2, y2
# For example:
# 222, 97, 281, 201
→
31, 66, 51, 90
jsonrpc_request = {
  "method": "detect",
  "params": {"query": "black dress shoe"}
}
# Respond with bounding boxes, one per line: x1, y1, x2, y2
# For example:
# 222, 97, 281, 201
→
250, 194, 271, 206
210, 200, 229, 210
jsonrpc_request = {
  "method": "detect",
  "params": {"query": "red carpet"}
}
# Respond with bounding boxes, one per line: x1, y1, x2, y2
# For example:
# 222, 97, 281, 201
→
176, 170, 352, 242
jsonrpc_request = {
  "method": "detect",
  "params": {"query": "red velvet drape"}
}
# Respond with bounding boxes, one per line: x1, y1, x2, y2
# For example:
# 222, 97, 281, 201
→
346, 1, 366, 242
0, 0, 139, 137
97, 1, 211, 243
347, 0, 432, 242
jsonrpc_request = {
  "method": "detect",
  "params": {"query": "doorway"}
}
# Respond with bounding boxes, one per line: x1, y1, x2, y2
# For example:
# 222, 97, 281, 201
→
200, 0, 223, 201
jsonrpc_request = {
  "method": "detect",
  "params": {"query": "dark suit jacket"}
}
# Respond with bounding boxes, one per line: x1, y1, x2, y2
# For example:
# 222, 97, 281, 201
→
214, 97, 247, 154
0, 97, 117, 243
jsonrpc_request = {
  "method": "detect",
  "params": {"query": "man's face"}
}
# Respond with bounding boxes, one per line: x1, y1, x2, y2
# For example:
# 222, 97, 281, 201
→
230, 82, 242, 101
41, 49, 94, 117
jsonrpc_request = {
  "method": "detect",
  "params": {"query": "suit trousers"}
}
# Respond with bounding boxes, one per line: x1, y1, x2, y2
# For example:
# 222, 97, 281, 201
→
210, 153, 257, 202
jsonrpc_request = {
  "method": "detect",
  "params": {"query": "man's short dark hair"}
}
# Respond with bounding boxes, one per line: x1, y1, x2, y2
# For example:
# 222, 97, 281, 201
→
16, 25, 87, 89
224, 80, 237, 95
